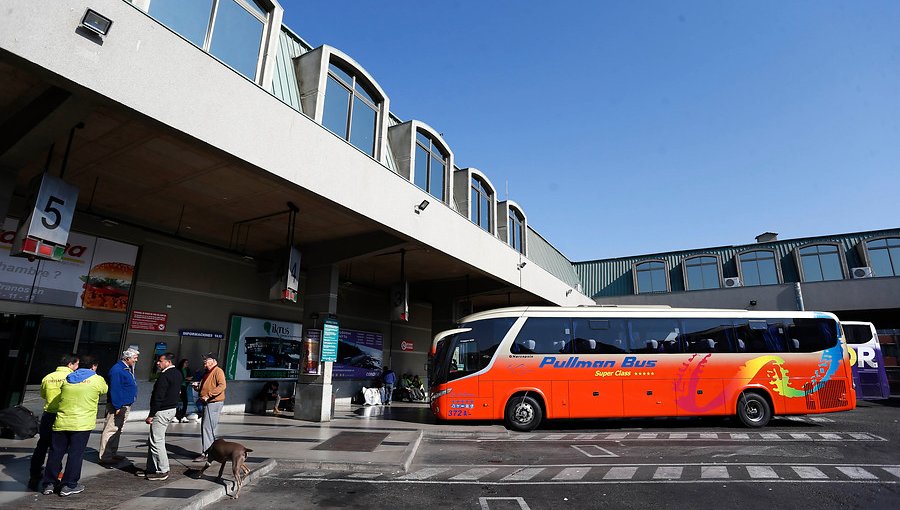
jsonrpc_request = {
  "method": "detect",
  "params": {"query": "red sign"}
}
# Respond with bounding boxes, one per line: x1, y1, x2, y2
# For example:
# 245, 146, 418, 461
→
130, 310, 168, 332
400, 340, 414, 352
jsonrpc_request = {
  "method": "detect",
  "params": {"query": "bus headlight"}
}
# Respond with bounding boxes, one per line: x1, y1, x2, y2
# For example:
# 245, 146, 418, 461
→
430, 388, 451, 402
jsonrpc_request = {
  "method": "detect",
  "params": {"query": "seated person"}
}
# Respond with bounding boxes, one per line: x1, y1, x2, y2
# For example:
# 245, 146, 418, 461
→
257, 381, 291, 415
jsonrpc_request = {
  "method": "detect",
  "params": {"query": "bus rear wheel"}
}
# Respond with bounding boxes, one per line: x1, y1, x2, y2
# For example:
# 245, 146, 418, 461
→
737, 392, 771, 428
505, 395, 542, 432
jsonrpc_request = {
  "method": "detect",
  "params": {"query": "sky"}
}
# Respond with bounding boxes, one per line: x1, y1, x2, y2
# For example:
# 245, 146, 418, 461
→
281, 1, 900, 262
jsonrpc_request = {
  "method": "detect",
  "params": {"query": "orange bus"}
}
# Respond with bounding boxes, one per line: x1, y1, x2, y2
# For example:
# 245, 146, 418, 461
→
429, 306, 856, 431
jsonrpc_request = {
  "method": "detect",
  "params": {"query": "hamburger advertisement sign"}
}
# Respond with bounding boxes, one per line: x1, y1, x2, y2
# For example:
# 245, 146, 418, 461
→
1, 217, 138, 310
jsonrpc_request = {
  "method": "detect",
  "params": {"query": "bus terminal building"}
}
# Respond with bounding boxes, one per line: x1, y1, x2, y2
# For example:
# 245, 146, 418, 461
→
1, 0, 898, 417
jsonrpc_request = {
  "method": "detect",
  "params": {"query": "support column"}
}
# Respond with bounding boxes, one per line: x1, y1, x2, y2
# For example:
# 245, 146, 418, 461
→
294, 264, 339, 422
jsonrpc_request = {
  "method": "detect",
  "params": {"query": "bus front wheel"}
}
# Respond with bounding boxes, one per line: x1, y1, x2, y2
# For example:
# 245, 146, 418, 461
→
737, 392, 771, 428
505, 395, 543, 432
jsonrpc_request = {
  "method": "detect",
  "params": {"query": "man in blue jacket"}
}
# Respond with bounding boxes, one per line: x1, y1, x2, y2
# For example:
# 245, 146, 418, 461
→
381, 367, 396, 405
98, 348, 139, 465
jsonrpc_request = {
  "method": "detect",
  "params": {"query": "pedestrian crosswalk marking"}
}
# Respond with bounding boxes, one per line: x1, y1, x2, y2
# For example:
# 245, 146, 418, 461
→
883, 468, 900, 479
746, 466, 779, 479
603, 466, 638, 480
637, 433, 658, 439
789, 433, 811, 440
699, 433, 717, 439
399, 467, 451, 480
849, 433, 872, 440
552, 467, 589, 481
669, 433, 688, 439
606, 432, 628, 439
451, 468, 498, 480
653, 466, 683, 479
730, 433, 750, 440
544, 434, 566, 440
701, 466, 729, 479
500, 468, 545, 481
836, 467, 877, 480
574, 433, 597, 440
819, 433, 841, 440
760, 433, 780, 439
792, 466, 827, 479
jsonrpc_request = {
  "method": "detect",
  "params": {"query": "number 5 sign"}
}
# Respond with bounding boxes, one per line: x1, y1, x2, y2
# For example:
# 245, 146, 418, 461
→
11, 173, 79, 260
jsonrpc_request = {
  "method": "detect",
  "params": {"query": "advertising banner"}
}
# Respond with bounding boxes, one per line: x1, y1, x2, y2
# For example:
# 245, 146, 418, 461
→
333, 328, 383, 379
1, 217, 137, 310
225, 315, 303, 380
302, 329, 322, 375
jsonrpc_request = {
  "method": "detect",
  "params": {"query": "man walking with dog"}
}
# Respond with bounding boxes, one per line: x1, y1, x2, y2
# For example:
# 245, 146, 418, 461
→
98, 348, 139, 465
145, 352, 182, 481
195, 353, 226, 462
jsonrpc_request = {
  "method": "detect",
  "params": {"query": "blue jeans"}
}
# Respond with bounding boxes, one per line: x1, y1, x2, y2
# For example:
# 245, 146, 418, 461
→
382, 384, 394, 404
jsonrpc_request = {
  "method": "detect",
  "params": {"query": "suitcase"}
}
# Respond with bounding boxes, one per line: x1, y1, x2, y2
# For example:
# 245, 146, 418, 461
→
0, 405, 40, 439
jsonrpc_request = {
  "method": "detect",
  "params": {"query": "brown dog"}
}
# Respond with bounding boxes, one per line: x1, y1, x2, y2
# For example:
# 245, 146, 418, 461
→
197, 438, 253, 499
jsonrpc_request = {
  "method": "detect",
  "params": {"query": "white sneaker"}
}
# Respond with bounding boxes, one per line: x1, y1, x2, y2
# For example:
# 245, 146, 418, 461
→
181, 417, 190, 423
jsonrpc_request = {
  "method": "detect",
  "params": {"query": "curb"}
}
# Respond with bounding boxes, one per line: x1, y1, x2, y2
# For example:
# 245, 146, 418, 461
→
173, 458, 277, 510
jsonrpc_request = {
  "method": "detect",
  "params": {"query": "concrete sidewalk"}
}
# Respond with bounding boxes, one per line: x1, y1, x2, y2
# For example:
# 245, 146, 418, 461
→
0, 402, 506, 509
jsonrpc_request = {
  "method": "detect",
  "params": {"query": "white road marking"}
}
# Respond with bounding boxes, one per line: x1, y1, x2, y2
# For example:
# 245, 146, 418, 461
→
837, 467, 878, 480
792, 466, 827, 479
637, 433, 658, 439
544, 434, 567, 440
789, 433, 811, 440
603, 466, 638, 480
606, 432, 628, 439
818, 433, 842, 440
700, 466, 729, 479
574, 433, 597, 440
849, 433, 873, 440
552, 467, 589, 481
571, 445, 618, 458
699, 433, 717, 439
669, 433, 688, 439
479, 497, 531, 510
500, 468, 545, 481
729, 433, 750, 440
451, 468, 499, 480
882, 468, 900, 479
398, 467, 451, 480
746, 466, 779, 479
760, 433, 780, 440
653, 466, 683, 479
809, 416, 835, 422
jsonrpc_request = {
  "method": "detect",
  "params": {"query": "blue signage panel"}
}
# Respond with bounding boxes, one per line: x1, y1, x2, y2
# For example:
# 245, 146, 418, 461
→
321, 318, 339, 362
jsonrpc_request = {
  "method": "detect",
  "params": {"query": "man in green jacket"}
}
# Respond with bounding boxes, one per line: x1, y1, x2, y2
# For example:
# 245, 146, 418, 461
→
28, 353, 79, 489
40, 355, 108, 497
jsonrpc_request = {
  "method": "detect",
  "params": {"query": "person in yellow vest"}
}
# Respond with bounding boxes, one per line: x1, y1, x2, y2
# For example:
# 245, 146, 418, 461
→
28, 353, 79, 489
40, 355, 108, 497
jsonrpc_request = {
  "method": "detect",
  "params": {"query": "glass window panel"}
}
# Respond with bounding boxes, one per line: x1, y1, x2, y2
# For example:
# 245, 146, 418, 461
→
650, 265, 667, 291
889, 238, 900, 247
637, 269, 653, 293
700, 263, 719, 288
686, 264, 703, 290
209, 0, 264, 80
354, 82, 377, 105
349, 99, 377, 155
470, 188, 479, 223
868, 246, 894, 276
148, 0, 213, 47
328, 63, 354, 88
480, 195, 491, 230
820, 251, 843, 280
513, 318, 572, 355
416, 131, 430, 146
78, 321, 124, 379
758, 256, 778, 284
27, 318, 78, 385
801, 253, 825, 282
414, 145, 428, 191
430, 157, 445, 200
572, 318, 629, 354
323, 76, 351, 139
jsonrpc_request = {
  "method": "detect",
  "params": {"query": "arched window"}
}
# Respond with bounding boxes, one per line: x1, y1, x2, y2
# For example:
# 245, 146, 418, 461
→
414, 130, 447, 201
634, 260, 668, 294
147, 0, 270, 81
866, 237, 900, 277
322, 62, 379, 156
684, 256, 721, 290
508, 208, 525, 254
471, 177, 493, 232
738, 250, 779, 286
797, 243, 844, 281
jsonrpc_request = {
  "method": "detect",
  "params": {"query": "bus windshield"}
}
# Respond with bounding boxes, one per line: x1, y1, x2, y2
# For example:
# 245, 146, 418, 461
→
431, 317, 516, 386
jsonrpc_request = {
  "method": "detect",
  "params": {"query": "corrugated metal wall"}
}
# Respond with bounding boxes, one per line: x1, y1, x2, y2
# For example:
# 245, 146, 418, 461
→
525, 227, 581, 288
574, 228, 900, 299
269, 27, 311, 111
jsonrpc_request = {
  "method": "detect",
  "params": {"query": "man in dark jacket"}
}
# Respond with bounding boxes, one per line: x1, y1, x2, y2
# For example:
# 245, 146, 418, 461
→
144, 352, 182, 481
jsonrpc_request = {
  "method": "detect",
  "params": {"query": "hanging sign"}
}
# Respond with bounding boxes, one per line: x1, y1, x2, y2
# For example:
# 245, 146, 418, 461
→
11, 173, 79, 261
321, 318, 339, 362
390, 281, 409, 322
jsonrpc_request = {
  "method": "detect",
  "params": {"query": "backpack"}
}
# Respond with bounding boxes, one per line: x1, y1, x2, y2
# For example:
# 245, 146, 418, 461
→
0, 405, 40, 439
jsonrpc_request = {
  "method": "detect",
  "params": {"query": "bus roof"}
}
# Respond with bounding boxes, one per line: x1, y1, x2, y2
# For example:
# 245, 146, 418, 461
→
457, 305, 839, 323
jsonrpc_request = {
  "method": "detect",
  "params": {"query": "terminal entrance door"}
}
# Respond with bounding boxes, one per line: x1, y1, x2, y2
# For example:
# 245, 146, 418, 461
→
0, 314, 41, 409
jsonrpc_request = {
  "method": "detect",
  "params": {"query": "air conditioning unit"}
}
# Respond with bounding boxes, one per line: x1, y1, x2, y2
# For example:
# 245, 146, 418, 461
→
724, 277, 742, 288
851, 267, 874, 279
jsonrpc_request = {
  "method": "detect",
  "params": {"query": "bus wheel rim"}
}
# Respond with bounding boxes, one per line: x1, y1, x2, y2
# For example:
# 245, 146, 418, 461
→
515, 403, 533, 424
745, 401, 762, 421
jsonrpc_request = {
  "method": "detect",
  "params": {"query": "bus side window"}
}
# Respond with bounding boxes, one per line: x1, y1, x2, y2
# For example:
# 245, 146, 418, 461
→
573, 318, 628, 354
734, 319, 786, 353
513, 318, 572, 354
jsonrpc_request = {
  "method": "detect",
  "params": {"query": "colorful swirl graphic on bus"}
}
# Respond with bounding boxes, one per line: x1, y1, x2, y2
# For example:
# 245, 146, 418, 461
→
737, 344, 843, 398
